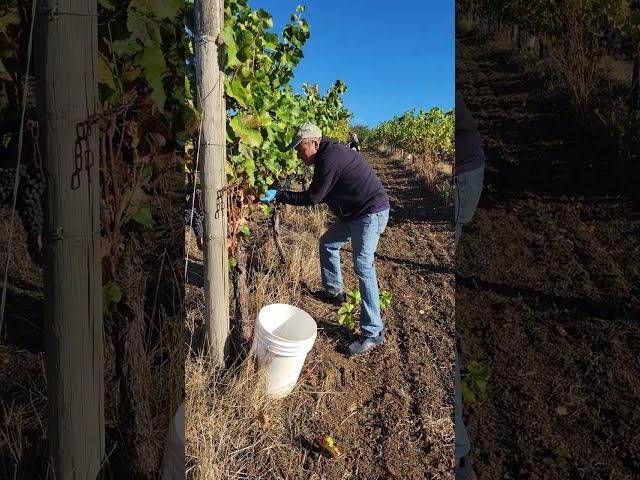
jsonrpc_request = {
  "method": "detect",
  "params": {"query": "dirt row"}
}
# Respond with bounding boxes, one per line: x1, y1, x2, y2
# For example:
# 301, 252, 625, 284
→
184, 148, 456, 479
456, 24, 640, 478
279, 150, 455, 478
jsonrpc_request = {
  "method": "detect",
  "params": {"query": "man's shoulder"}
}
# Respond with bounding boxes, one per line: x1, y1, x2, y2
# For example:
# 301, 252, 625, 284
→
328, 138, 357, 154
319, 139, 350, 163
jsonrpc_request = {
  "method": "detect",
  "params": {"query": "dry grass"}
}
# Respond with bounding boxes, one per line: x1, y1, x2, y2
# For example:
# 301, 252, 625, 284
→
456, 15, 476, 34
599, 55, 634, 85
0, 208, 43, 294
0, 345, 47, 477
459, 10, 634, 125
373, 146, 453, 196
0, 208, 47, 475
185, 353, 338, 479
185, 206, 333, 479
0, 200, 184, 477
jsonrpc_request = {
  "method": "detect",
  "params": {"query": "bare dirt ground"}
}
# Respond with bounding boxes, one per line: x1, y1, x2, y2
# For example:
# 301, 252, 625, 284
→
456, 24, 640, 479
185, 149, 456, 479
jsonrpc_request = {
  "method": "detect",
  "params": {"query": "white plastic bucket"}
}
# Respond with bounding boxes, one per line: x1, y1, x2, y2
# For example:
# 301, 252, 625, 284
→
251, 304, 317, 397
161, 402, 184, 480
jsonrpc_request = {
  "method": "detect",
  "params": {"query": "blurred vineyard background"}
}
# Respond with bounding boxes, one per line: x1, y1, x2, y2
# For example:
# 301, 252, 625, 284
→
457, 0, 639, 174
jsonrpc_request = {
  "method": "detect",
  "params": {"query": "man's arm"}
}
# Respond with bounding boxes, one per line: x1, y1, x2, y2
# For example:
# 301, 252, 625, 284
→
276, 158, 340, 206
275, 189, 314, 206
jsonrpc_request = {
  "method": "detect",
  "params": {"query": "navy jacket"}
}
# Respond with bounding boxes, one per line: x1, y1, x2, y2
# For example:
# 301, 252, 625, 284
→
455, 93, 486, 175
276, 138, 389, 222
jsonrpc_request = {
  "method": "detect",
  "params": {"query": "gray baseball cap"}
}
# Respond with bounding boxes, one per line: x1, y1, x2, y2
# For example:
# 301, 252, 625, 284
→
285, 122, 323, 150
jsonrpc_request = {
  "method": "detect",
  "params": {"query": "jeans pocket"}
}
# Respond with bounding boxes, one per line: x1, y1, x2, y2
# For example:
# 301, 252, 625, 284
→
376, 212, 389, 236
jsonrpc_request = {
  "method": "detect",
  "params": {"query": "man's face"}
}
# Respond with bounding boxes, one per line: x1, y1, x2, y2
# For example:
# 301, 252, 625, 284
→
296, 139, 319, 165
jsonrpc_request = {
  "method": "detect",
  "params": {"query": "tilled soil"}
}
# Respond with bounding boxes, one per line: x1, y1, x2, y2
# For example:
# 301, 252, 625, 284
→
294, 151, 455, 479
456, 25, 640, 479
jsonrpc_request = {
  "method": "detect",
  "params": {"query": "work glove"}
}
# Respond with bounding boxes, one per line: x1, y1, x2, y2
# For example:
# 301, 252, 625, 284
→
259, 189, 278, 203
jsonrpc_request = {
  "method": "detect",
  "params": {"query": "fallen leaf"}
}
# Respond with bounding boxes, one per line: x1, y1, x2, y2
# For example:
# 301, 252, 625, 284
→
556, 326, 567, 337
256, 411, 270, 428
315, 434, 341, 459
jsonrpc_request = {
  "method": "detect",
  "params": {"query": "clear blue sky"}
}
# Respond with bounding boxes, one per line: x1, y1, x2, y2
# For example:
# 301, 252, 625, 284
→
249, 0, 454, 128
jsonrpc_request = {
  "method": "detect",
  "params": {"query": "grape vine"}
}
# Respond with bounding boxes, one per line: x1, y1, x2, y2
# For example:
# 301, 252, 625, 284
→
184, 0, 353, 252
457, 0, 639, 156
0, 166, 45, 235
367, 108, 455, 183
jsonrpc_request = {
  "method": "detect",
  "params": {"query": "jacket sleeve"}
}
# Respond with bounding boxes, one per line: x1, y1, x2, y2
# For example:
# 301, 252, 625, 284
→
276, 157, 340, 206
275, 189, 314, 206
307, 157, 340, 203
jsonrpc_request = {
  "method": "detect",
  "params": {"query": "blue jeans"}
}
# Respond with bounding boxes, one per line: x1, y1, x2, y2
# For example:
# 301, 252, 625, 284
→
454, 165, 485, 246
455, 349, 471, 460
454, 165, 484, 462
319, 209, 390, 337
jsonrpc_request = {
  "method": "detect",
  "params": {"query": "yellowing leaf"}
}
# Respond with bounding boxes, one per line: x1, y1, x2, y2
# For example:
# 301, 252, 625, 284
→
229, 114, 262, 148
315, 434, 341, 459
98, 54, 116, 90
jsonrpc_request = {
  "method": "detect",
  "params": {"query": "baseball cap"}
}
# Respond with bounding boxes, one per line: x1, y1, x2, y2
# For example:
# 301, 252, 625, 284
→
285, 122, 323, 151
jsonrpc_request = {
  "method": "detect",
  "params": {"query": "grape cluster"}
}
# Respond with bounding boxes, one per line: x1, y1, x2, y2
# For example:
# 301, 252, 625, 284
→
184, 208, 204, 238
0, 166, 46, 235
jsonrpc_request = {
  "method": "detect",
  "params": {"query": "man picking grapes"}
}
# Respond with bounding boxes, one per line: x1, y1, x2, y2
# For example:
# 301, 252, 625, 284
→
260, 122, 390, 356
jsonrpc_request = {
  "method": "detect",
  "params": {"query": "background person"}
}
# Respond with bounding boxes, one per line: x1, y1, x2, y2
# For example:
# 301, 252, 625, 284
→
348, 129, 360, 152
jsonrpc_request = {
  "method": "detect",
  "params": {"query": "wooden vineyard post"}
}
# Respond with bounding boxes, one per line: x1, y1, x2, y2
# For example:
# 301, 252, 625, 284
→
34, 0, 105, 477
195, 0, 230, 366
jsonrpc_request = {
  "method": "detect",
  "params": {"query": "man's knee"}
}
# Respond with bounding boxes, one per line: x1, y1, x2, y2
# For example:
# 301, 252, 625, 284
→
319, 234, 332, 254
353, 256, 374, 277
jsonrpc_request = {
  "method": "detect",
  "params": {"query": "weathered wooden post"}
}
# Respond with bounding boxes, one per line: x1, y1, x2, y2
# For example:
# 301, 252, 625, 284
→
34, 0, 105, 477
195, 0, 230, 366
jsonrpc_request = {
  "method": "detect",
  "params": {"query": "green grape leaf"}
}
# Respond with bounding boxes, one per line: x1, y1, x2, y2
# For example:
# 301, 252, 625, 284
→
98, 0, 117, 10
98, 54, 116, 90
129, 204, 154, 229
0, 10, 20, 31
461, 381, 475, 404
149, 0, 181, 19
135, 44, 167, 108
112, 38, 141, 56
127, 8, 162, 46
227, 78, 252, 107
102, 281, 122, 317
230, 114, 262, 147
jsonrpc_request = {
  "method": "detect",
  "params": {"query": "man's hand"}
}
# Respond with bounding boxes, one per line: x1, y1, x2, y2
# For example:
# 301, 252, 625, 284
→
259, 189, 278, 203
